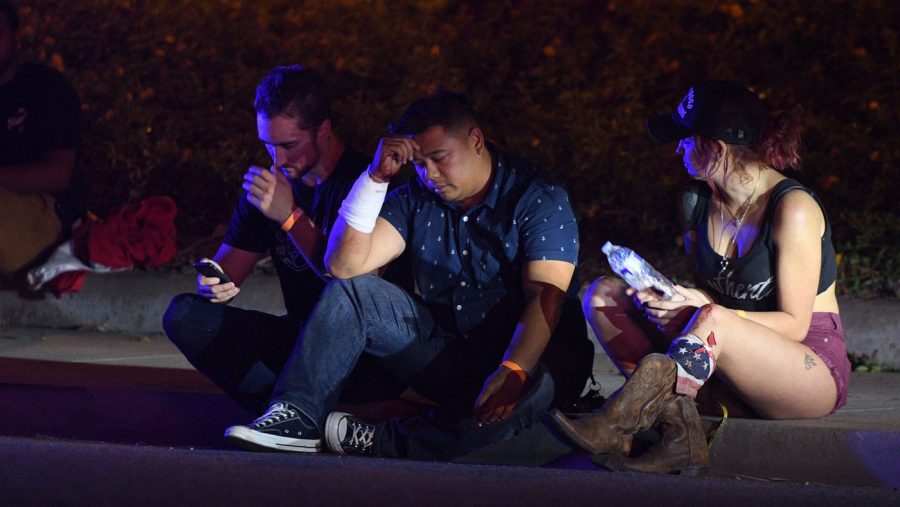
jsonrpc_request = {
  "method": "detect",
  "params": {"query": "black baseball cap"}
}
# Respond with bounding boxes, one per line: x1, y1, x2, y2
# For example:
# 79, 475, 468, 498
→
647, 81, 768, 145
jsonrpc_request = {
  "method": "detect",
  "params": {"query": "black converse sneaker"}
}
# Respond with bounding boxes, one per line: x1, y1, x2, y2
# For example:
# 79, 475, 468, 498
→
324, 412, 377, 456
225, 402, 322, 452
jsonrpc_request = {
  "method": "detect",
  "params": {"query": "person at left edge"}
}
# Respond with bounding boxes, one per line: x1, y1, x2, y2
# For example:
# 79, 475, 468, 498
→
163, 65, 406, 414
0, 0, 86, 280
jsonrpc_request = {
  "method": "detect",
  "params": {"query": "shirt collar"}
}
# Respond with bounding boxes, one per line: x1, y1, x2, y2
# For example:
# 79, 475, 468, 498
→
479, 143, 506, 211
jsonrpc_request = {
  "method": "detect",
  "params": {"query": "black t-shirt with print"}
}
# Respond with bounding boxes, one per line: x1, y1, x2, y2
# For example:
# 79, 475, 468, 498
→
0, 62, 85, 229
223, 146, 370, 321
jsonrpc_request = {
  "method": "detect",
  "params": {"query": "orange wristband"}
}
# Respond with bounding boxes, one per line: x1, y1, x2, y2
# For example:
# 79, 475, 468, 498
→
280, 207, 304, 232
501, 360, 527, 382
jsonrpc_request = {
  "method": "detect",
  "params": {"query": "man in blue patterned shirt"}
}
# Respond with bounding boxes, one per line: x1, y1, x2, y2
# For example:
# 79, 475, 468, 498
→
224, 90, 593, 459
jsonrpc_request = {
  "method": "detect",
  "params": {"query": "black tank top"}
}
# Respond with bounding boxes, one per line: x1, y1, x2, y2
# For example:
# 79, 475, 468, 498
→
689, 178, 838, 311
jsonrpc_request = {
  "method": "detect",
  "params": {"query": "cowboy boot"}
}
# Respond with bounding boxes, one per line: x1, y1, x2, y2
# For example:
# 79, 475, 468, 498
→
547, 353, 677, 456
604, 395, 710, 475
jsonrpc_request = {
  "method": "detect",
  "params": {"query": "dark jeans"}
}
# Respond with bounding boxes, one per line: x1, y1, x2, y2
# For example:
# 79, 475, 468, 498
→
377, 363, 555, 460
162, 293, 403, 414
270, 275, 560, 460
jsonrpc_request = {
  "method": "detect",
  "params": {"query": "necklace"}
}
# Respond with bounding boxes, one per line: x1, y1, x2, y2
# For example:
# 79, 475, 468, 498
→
717, 174, 762, 273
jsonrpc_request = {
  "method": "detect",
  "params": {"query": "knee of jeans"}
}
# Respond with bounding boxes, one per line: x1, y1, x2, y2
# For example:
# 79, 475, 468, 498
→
345, 273, 386, 292
583, 276, 629, 318
321, 274, 385, 302
162, 293, 212, 349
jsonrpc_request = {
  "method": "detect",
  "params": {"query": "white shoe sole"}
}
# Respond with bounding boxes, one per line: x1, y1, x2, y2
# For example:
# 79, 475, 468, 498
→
324, 412, 351, 455
224, 425, 321, 453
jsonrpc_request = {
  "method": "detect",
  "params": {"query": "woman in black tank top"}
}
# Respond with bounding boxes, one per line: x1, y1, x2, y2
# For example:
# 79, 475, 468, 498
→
549, 81, 849, 475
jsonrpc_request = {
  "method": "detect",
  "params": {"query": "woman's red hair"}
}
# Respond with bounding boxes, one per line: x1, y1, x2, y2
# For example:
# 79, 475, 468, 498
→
692, 109, 802, 191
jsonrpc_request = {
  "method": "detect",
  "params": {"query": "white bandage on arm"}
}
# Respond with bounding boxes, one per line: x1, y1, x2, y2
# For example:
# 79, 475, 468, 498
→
338, 168, 390, 233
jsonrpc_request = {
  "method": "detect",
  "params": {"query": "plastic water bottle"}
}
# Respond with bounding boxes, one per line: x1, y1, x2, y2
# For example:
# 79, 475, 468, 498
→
602, 241, 678, 300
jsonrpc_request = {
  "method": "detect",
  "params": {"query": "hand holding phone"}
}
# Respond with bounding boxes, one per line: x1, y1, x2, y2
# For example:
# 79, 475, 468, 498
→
193, 258, 237, 303
193, 258, 232, 284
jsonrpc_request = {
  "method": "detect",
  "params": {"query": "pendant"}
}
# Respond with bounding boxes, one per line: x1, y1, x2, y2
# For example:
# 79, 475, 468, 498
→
719, 256, 729, 273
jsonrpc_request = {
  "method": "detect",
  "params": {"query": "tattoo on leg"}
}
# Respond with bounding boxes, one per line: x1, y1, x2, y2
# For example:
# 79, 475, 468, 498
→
707, 331, 717, 347
804, 353, 817, 370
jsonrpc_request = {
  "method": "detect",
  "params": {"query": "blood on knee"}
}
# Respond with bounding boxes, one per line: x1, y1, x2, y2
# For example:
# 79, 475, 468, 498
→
683, 304, 723, 346
694, 303, 719, 325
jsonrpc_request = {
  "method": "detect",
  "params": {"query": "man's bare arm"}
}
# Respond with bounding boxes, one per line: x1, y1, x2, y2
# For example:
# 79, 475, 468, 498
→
326, 215, 405, 278
473, 260, 575, 422
504, 260, 576, 370
326, 137, 417, 278
242, 165, 334, 279
283, 208, 329, 279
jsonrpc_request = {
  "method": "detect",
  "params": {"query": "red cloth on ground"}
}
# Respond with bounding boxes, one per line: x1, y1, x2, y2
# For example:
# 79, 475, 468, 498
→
42, 196, 177, 298
86, 195, 177, 269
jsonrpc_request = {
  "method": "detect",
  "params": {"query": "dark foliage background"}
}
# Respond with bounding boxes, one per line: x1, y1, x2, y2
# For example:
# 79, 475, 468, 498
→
15, 0, 899, 295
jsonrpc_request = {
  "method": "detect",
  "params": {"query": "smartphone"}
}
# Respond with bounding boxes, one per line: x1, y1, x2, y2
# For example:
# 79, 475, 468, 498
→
193, 259, 232, 284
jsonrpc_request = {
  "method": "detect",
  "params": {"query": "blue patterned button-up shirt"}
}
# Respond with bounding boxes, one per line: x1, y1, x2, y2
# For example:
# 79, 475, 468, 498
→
379, 145, 579, 335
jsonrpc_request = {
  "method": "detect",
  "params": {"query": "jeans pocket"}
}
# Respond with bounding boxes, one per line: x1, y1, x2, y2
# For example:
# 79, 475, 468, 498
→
827, 313, 842, 333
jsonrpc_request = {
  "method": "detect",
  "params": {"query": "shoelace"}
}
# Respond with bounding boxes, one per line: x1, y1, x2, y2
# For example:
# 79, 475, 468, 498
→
348, 420, 374, 451
252, 403, 297, 428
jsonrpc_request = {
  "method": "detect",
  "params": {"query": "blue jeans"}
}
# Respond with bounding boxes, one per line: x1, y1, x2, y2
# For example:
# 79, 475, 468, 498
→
271, 275, 555, 460
162, 293, 404, 414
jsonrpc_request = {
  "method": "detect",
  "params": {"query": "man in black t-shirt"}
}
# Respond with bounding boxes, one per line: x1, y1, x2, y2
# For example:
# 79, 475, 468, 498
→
0, 1, 85, 277
163, 65, 404, 413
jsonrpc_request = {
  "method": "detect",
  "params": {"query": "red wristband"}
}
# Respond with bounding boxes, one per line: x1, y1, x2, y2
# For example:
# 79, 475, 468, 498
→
280, 207, 304, 232
501, 360, 527, 383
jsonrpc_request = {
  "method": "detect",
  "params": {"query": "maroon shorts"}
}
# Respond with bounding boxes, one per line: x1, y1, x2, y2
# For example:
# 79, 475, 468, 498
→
802, 312, 851, 414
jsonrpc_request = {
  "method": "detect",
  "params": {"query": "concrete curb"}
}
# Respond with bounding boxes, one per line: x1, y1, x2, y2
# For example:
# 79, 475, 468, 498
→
1, 271, 898, 367
0, 271, 285, 334
834, 297, 900, 367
